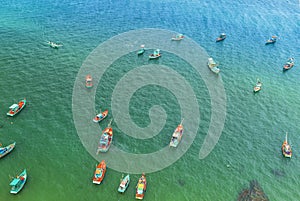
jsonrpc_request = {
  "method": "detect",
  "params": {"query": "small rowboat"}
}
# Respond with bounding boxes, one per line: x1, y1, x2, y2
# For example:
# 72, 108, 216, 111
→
216, 33, 226, 42
207, 58, 220, 74
93, 109, 108, 123
265, 36, 277, 45
93, 160, 106, 184
0, 142, 16, 159
96, 120, 113, 153
253, 79, 262, 93
10, 169, 27, 194
85, 75, 93, 88
283, 58, 295, 71
7, 99, 26, 117
149, 49, 161, 59
118, 174, 130, 193
47, 41, 63, 48
169, 119, 184, 148
135, 173, 146, 200
282, 132, 292, 158
137, 45, 145, 55
171, 34, 184, 41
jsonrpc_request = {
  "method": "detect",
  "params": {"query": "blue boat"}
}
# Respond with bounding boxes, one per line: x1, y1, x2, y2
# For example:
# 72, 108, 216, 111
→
118, 174, 130, 193
0, 142, 16, 159
10, 169, 27, 194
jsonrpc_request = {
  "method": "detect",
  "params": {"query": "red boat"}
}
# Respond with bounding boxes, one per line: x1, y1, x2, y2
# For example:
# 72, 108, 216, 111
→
93, 109, 108, 123
92, 160, 106, 184
135, 173, 147, 200
7, 99, 26, 117
96, 122, 113, 153
85, 75, 93, 88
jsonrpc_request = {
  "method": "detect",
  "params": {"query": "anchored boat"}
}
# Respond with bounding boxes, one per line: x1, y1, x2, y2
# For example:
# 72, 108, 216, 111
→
171, 34, 184, 41
216, 33, 226, 42
207, 58, 220, 74
96, 120, 113, 153
10, 169, 27, 194
85, 75, 93, 88
137, 45, 145, 55
265, 36, 277, 45
92, 160, 106, 184
0, 142, 16, 159
7, 99, 26, 117
282, 132, 292, 158
283, 58, 295, 71
169, 119, 184, 148
47, 41, 63, 48
135, 173, 147, 200
118, 174, 130, 193
93, 109, 108, 123
253, 79, 262, 93
149, 49, 161, 59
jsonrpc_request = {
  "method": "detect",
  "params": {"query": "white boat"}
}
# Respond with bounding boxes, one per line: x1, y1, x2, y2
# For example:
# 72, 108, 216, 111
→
169, 119, 184, 148
171, 34, 184, 41
149, 49, 161, 59
207, 58, 220, 74
47, 41, 63, 48
253, 79, 262, 92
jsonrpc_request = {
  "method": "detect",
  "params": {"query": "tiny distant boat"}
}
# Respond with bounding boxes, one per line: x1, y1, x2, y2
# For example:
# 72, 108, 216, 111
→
283, 58, 295, 71
171, 34, 184, 41
10, 169, 27, 194
207, 58, 220, 74
93, 109, 108, 123
96, 120, 113, 153
265, 36, 277, 45
135, 173, 147, 200
0, 142, 16, 159
216, 33, 226, 42
85, 75, 93, 88
47, 41, 63, 48
93, 160, 106, 184
253, 79, 262, 93
118, 174, 130, 193
149, 49, 161, 59
137, 45, 145, 55
7, 99, 26, 117
282, 132, 292, 158
169, 119, 184, 148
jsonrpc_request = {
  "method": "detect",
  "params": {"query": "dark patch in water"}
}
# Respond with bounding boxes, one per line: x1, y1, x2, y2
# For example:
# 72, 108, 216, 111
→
178, 179, 185, 186
237, 180, 269, 201
271, 169, 285, 177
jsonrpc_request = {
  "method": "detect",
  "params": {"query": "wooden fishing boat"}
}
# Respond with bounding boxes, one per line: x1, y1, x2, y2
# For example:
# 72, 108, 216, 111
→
85, 75, 93, 88
207, 58, 220, 74
253, 79, 262, 93
169, 119, 184, 148
282, 132, 292, 158
10, 169, 27, 194
47, 41, 63, 48
149, 49, 161, 59
216, 33, 226, 42
265, 36, 277, 45
93, 109, 108, 123
0, 142, 16, 159
118, 174, 130, 193
92, 160, 106, 184
283, 58, 295, 71
137, 45, 145, 55
96, 120, 113, 153
7, 99, 26, 117
171, 34, 184, 41
135, 173, 146, 200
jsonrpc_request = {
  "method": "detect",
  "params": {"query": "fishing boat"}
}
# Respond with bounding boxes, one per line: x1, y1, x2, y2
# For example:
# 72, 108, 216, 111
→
0, 142, 16, 159
253, 79, 262, 93
171, 34, 184, 41
282, 132, 292, 158
47, 41, 63, 48
169, 119, 184, 148
118, 174, 130, 193
135, 173, 146, 200
93, 109, 108, 123
85, 75, 93, 88
7, 99, 26, 117
207, 58, 220, 74
265, 36, 277, 45
137, 45, 145, 55
10, 169, 27, 194
96, 120, 113, 153
92, 160, 106, 184
283, 58, 295, 71
216, 33, 226, 42
149, 49, 161, 59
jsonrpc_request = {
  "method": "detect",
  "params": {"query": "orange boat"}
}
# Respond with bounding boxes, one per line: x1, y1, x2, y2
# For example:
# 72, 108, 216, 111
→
85, 75, 93, 88
93, 109, 108, 123
92, 160, 106, 184
282, 132, 292, 158
135, 173, 147, 200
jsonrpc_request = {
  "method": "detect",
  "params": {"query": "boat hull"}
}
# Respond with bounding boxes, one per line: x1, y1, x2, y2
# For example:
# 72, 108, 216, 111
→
10, 169, 27, 194
0, 142, 16, 159
93, 110, 108, 123
92, 160, 106, 184
136, 174, 146, 200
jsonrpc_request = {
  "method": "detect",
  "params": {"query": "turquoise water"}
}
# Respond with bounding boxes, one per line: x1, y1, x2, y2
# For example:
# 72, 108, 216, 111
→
0, 0, 300, 200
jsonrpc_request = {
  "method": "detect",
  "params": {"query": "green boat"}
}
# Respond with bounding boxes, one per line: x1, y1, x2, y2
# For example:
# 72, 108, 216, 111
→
10, 169, 27, 194
137, 45, 145, 55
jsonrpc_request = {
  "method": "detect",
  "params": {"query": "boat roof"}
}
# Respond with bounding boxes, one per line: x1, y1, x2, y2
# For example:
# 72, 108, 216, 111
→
10, 178, 20, 186
9, 104, 19, 109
